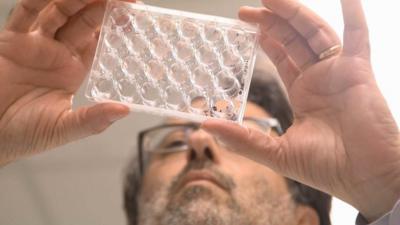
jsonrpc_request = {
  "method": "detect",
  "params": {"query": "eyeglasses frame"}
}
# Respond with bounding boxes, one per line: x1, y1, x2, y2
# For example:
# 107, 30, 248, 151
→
137, 117, 283, 175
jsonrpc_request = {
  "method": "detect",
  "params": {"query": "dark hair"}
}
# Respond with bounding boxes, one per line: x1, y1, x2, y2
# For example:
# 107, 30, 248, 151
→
123, 70, 332, 225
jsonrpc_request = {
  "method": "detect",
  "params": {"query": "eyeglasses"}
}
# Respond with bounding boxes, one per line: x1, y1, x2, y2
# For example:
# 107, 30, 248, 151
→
137, 117, 283, 175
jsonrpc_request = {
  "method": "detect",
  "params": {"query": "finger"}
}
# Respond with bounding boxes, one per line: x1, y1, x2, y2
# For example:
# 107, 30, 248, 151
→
61, 103, 130, 141
80, 36, 99, 69
5, 0, 50, 32
257, 1, 341, 55
33, 0, 99, 37
240, 7, 317, 71
240, 7, 300, 47
56, 1, 106, 54
259, 37, 301, 89
340, 0, 370, 58
202, 120, 286, 172
56, 0, 136, 56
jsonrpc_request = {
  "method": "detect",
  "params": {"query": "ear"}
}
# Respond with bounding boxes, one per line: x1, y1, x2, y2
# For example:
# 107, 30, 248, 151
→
294, 205, 320, 225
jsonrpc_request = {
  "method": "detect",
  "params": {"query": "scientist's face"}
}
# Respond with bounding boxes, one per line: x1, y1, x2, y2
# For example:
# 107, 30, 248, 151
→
137, 102, 313, 225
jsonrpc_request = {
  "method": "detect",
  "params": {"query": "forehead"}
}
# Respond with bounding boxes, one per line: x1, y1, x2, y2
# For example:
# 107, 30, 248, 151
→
167, 101, 271, 124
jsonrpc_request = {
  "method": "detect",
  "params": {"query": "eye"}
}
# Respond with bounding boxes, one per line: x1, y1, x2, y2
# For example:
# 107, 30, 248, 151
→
165, 140, 186, 149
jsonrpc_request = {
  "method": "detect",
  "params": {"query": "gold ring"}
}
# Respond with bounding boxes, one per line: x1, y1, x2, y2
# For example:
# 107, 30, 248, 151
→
318, 45, 342, 61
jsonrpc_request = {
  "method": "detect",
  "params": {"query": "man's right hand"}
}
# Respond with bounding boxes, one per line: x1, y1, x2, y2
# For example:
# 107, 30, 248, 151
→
0, 0, 135, 166
203, 0, 400, 222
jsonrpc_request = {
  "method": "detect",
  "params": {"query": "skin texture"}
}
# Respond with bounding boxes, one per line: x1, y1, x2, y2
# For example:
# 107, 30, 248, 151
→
0, 0, 398, 223
202, 0, 400, 222
138, 102, 318, 225
0, 0, 136, 165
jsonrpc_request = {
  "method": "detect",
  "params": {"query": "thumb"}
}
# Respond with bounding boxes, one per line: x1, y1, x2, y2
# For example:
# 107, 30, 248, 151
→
61, 103, 130, 141
202, 119, 287, 171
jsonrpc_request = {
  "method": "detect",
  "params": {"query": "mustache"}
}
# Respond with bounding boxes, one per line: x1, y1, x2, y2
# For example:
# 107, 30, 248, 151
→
168, 161, 236, 194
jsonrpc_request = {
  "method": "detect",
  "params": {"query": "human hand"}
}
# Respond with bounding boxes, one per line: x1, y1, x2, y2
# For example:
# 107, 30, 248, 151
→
0, 0, 136, 166
203, 0, 400, 221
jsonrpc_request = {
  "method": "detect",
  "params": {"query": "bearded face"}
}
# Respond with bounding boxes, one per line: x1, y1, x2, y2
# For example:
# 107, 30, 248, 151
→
135, 102, 315, 225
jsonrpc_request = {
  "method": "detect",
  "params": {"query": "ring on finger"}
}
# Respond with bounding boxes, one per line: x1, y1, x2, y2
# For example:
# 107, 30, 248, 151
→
318, 45, 342, 61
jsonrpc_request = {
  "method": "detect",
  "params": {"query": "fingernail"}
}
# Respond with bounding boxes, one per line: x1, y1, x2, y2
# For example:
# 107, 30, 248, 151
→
214, 135, 240, 153
201, 121, 218, 133
209, 130, 222, 140
109, 113, 126, 123
109, 107, 130, 122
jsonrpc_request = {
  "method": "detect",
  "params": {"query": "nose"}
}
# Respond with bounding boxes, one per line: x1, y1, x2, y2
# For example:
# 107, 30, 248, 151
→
187, 129, 221, 165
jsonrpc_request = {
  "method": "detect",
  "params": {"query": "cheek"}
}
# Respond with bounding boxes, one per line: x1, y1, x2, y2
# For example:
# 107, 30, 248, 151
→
223, 153, 290, 196
232, 172, 291, 213
140, 153, 187, 200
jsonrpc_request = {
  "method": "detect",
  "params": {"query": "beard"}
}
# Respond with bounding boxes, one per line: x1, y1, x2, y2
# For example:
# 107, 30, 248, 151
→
138, 184, 245, 225
137, 165, 296, 225
160, 184, 242, 225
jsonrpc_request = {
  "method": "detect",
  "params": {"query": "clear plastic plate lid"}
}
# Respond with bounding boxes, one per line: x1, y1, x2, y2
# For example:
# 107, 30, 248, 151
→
86, 0, 259, 123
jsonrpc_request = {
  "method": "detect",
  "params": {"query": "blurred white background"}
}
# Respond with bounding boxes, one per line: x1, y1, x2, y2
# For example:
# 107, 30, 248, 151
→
0, 0, 399, 225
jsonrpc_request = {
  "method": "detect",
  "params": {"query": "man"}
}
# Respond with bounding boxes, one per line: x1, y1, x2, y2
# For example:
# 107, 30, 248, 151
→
123, 70, 331, 225
0, 0, 399, 224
